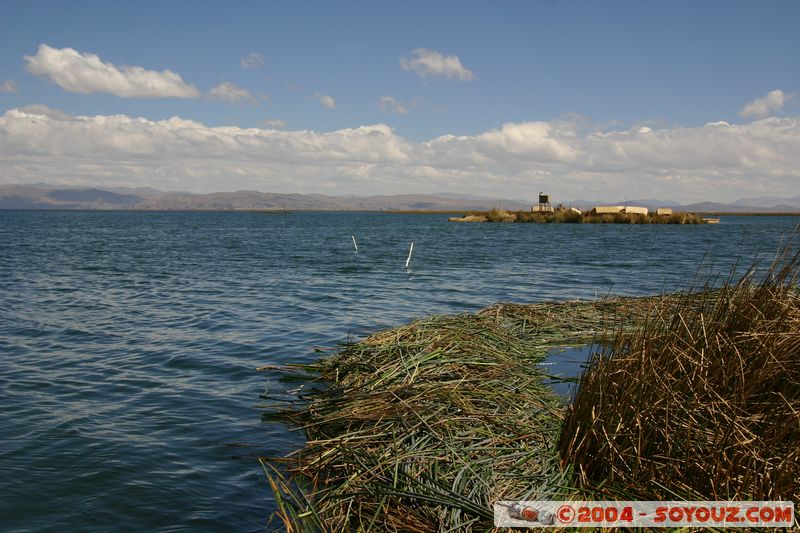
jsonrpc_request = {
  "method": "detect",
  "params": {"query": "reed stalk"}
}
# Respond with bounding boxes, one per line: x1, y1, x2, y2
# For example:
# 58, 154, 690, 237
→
560, 247, 800, 504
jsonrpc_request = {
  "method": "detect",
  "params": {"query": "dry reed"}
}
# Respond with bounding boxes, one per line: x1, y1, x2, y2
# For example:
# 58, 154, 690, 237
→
457, 208, 704, 224
260, 245, 800, 531
560, 247, 800, 504
260, 298, 658, 531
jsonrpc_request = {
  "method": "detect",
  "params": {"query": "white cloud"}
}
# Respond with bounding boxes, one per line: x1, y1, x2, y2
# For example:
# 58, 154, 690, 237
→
400, 48, 474, 81
0, 80, 17, 93
314, 93, 336, 109
208, 82, 258, 104
379, 96, 420, 115
262, 118, 286, 129
24, 44, 199, 98
240, 52, 264, 70
740, 89, 785, 119
2, 106, 799, 202
17, 104, 75, 121
474, 122, 577, 162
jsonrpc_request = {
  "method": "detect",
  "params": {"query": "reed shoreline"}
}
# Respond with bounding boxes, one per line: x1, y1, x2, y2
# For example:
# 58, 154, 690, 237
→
449, 207, 708, 224
259, 249, 799, 531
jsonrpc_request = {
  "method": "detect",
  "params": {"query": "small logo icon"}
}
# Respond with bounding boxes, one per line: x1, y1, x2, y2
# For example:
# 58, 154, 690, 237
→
497, 502, 555, 525
557, 504, 575, 524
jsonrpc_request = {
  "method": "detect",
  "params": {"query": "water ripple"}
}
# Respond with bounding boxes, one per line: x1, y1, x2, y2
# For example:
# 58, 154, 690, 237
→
0, 210, 796, 531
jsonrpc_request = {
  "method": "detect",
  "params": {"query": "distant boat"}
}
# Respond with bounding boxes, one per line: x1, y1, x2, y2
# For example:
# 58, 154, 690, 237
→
702, 216, 720, 224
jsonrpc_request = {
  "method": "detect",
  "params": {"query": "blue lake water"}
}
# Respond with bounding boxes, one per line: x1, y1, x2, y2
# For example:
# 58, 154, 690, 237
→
1, 211, 797, 531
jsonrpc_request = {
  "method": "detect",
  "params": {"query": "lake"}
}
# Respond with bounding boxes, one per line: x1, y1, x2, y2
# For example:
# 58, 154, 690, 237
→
0, 211, 796, 531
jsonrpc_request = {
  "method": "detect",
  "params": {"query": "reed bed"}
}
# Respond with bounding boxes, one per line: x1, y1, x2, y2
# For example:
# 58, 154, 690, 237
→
260, 246, 799, 531
560, 249, 800, 504
578, 211, 705, 224
260, 297, 660, 531
456, 207, 705, 224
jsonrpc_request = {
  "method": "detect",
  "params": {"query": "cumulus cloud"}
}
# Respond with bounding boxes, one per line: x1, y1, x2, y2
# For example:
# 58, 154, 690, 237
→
400, 48, 474, 81
208, 82, 258, 104
740, 89, 785, 119
17, 104, 75, 121
314, 93, 336, 109
0, 80, 17, 93
24, 44, 199, 98
240, 52, 264, 70
378, 96, 420, 115
473, 122, 577, 162
262, 118, 286, 129
1, 106, 799, 201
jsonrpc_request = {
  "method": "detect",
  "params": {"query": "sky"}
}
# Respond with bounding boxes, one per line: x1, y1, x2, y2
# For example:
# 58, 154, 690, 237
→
1, 0, 799, 203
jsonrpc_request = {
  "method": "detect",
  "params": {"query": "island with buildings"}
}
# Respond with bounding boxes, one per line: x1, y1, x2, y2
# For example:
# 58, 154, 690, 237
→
449, 193, 714, 224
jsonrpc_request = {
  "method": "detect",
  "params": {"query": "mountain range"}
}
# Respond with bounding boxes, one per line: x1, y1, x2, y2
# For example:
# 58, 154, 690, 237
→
1, 184, 799, 213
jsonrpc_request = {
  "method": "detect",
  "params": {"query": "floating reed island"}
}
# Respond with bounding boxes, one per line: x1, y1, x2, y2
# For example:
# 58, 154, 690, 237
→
449, 206, 708, 224
259, 248, 799, 531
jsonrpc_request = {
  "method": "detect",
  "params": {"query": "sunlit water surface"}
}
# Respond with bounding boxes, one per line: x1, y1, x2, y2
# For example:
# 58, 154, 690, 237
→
1, 211, 796, 531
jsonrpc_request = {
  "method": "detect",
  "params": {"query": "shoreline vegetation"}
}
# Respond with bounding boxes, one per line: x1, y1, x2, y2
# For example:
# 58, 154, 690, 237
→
449, 206, 707, 224
259, 245, 799, 531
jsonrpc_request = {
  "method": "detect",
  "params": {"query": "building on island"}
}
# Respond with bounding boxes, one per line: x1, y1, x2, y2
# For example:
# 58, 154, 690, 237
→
591, 205, 649, 215
592, 206, 625, 214
533, 192, 554, 213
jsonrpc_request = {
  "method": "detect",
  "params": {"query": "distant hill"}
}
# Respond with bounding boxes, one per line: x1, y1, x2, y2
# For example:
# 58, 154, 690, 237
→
680, 201, 800, 213
0, 185, 146, 209
0, 184, 530, 211
133, 191, 531, 211
732, 194, 800, 209
46, 188, 142, 206
1, 184, 798, 213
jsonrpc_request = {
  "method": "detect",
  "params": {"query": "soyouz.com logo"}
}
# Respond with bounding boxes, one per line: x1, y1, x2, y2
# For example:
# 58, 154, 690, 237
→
493, 501, 795, 528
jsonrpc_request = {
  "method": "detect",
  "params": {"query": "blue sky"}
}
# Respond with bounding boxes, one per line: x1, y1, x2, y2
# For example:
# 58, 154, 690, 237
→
1, 1, 799, 201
